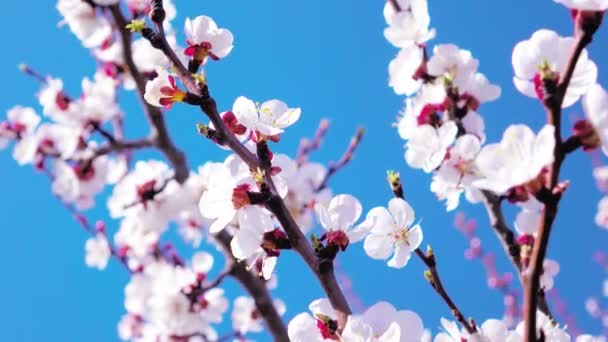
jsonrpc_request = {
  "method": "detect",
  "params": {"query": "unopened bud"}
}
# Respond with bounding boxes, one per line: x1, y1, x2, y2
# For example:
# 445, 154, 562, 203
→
573, 119, 600, 151
126, 19, 147, 33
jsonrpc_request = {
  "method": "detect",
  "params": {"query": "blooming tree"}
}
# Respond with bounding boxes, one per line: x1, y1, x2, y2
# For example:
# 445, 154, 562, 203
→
3, 0, 608, 341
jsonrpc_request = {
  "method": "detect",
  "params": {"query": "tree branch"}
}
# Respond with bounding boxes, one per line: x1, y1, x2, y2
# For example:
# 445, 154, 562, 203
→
141, 4, 354, 329
481, 190, 522, 272
523, 27, 596, 341
109, 5, 189, 183
296, 119, 330, 165
391, 174, 476, 334
89, 137, 154, 159
214, 231, 290, 341
316, 127, 365, 192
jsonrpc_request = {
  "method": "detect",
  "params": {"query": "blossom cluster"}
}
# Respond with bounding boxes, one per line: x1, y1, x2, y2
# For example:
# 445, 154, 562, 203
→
1, 0, 608, 340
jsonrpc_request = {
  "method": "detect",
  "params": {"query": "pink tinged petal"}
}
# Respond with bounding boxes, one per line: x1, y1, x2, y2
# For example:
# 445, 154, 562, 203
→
327, 194, 362, 230
394, 310, 425, 342
480, 319, 508, 341
362, 301, 398, 333
388, 198, 415, 229
544, 259, 560, 276
364, 233, 394, 260
387, 243, 413, 268
514, 210, 541, 235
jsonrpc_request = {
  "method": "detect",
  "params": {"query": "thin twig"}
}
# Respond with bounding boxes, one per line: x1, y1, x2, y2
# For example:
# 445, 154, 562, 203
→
316, 127, 365, 191
523, 27, 595, 341
391, 175, 476, 333
109, 5, 189, 183
296, 119, 330, 165
214, 231, 290, 341
481, 190, 522, 272
142, 4, 354, 329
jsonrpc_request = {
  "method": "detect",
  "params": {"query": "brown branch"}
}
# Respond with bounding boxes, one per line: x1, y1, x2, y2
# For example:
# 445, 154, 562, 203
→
523, 27, 596, 341
89, 137, 154, 159
480, 190, 558, 321
415, 248, 476, 334
316, 127, 365, 191
296, 119, 330, 165
214, 231, 289, 341
142, 4, 354, 329
109, 5, 189, 183
391, 174, 476, 334
481, 190, 522, 272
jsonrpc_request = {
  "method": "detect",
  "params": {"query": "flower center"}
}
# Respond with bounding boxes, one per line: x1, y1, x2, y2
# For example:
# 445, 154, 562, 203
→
393, 228, 409, 245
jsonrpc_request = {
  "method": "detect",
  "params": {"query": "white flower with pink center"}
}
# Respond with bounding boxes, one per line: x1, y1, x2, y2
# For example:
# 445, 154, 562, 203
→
474, 124, 555, 194
583, 84, 608, 155
184, 16, 234, 62
57, 0, 112, 48
85, 233, 111, 270
388, 44, 425, 96
13, 123, 81, 165
512, 29, 597, 108
232, 296, 285, 335
144, 67, 187, 108
288, 298, 338, 341
315, 194, 370, 250
405, 121, 458, 173
363, 198, 423, 268
232, 96, 301, 140
430, 134, 483, 211
107, 160, 177, 224
383, 0, 435, 48
0, 106, 41, 150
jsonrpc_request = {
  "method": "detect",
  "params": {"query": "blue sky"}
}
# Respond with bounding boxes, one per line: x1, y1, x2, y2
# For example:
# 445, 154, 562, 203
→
0, 1, 607, 341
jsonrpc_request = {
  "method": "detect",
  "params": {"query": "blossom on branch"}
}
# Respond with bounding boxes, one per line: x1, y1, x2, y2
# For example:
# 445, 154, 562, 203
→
582, 84, 608, 154
315, 194, 370, 251
363, 198, 423, 268
144, 67, 187, 108
232, 96, 301, 142
184, 16, 234, 62
512, 29, 597, 108
85, 233, 111, 270
474, 124, 555, 195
